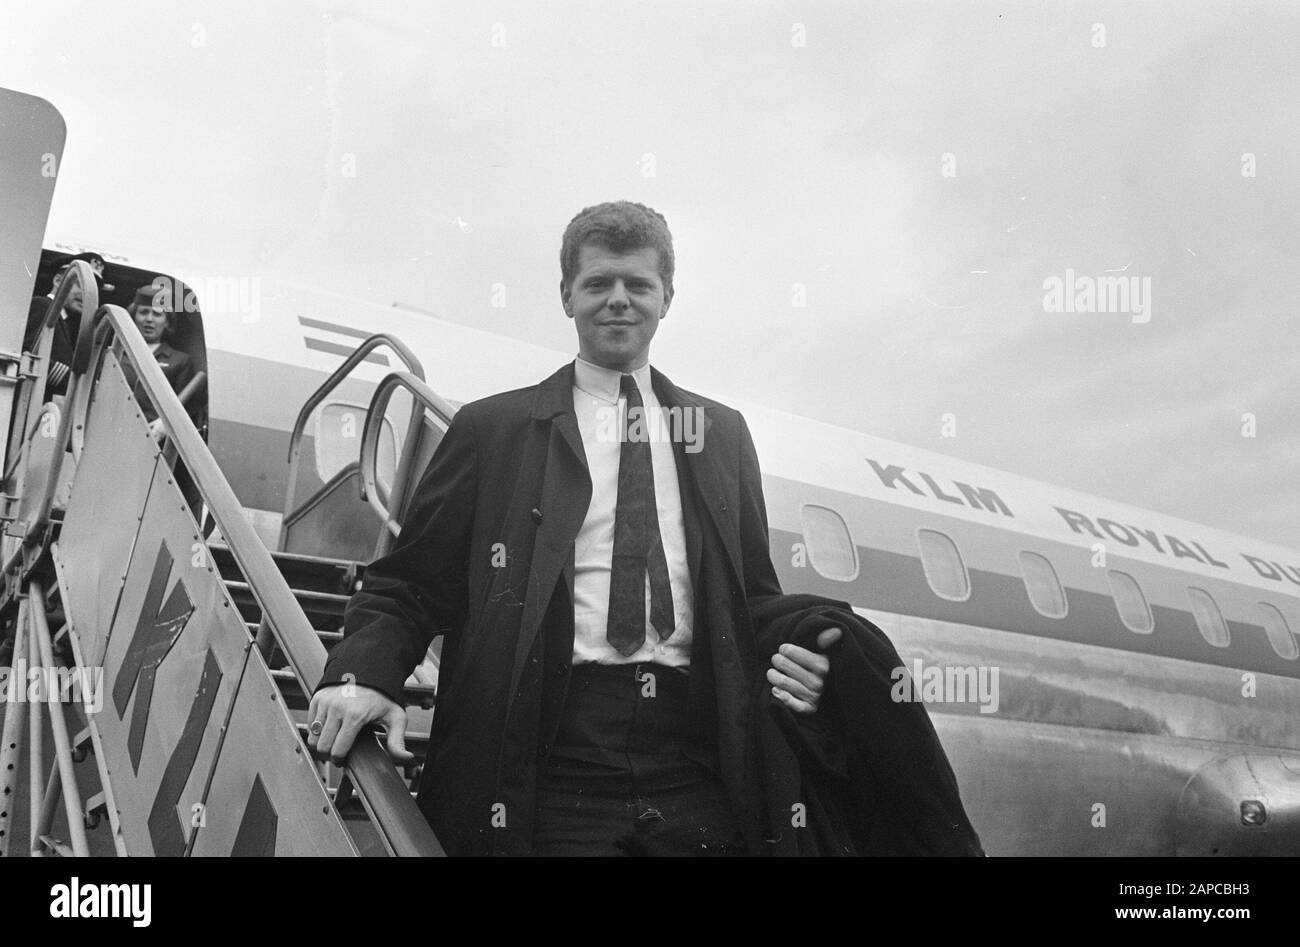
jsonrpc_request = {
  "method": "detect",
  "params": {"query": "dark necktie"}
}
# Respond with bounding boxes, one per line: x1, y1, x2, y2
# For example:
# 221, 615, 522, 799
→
607, 373, 676, 656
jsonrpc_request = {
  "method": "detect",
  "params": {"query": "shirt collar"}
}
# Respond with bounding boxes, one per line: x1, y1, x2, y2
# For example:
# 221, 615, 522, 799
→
572, 356, 653, 405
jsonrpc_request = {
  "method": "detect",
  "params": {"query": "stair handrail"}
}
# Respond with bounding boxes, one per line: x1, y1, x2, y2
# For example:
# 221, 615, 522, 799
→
280, 334, 425, 550
358, 371, 457, 559
12, 260, 99, 538
2, 260, 97, 489
69, 308, 444, 856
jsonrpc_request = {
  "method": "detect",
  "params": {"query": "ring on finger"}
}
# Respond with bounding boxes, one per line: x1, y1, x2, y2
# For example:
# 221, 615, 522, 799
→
309, 719, 324, 736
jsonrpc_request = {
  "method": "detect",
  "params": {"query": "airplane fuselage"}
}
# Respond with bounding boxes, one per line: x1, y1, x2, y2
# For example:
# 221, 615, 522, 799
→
49, 252, 1300, 856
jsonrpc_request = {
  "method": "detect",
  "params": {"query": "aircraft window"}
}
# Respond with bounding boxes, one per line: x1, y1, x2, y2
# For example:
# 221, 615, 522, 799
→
1258, 603, 1298, 660
1018, 551, 1068, 619
799, 504, 858, 582
917, 529, 970, 602
1107, 570, 1154, 634
315, 402, 396, 489
1187, 587, 1230, 648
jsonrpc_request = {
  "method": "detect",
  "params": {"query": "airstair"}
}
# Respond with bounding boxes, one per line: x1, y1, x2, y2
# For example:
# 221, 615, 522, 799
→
0, 80, 458, 858
1, 265, 453, 857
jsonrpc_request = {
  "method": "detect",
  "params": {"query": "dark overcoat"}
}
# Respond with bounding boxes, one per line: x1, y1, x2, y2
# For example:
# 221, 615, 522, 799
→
321, 361, 784, 855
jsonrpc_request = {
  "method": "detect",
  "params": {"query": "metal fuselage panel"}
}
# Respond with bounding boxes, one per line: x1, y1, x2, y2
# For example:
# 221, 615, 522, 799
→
858, 609, 1299, 855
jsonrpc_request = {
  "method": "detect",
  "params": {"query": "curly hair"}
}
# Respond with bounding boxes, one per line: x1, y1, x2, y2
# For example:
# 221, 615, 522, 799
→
560, 201, 675, 294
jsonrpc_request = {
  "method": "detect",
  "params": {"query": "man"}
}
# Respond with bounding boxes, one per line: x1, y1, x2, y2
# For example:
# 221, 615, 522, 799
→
23, 254, 112, 393
310, 201, 844, 856
67, 251, 114, 292
24, 264, 85, 396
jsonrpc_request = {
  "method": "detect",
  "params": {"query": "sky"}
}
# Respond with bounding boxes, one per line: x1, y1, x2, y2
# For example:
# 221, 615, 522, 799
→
2, 0, 1297, 547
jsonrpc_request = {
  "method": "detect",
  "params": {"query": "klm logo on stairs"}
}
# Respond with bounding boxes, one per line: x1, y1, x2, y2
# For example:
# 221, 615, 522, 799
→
113, 541, 196, 772
107, 539, 278, 856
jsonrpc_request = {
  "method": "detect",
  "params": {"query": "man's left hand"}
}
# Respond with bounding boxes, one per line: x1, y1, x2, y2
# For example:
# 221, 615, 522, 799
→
767, 627, 842, 715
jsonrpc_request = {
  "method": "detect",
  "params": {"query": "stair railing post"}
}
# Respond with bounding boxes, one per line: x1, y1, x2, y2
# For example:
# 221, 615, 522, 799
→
0, 597, 30, 856
28, 581, 90, 856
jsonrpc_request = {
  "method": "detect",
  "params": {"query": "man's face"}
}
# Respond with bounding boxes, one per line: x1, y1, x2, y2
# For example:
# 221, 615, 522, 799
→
134, 305, 167, 344
562, 244, 671, 371
64, 283, 84, 317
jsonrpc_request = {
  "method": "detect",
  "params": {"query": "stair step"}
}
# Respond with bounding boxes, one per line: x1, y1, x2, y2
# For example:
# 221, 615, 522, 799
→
223, 579, 350, 607
245, 622, 342, 647
223, 579, 350, 628
208, 541, 363, 595
208, 541, 360, 571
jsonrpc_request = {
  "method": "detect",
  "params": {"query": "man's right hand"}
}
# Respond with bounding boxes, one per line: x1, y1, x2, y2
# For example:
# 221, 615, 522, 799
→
307, 683, 413, 766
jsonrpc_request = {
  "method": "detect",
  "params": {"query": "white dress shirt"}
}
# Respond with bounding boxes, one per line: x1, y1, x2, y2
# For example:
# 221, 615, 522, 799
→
570, 356, 694, 668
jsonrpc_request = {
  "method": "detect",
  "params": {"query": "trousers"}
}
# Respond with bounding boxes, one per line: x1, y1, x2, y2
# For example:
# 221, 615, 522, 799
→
531, 662, 746, 856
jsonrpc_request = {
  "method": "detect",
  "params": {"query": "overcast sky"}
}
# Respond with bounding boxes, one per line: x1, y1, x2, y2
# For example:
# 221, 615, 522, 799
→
3, 0, 1297, 548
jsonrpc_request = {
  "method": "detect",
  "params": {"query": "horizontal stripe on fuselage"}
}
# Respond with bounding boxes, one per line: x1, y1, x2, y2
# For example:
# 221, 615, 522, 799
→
771, 528, 1300, 679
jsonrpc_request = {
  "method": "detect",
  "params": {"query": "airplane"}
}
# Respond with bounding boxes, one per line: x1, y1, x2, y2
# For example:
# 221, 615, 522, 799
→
4, 87, 1300, 857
